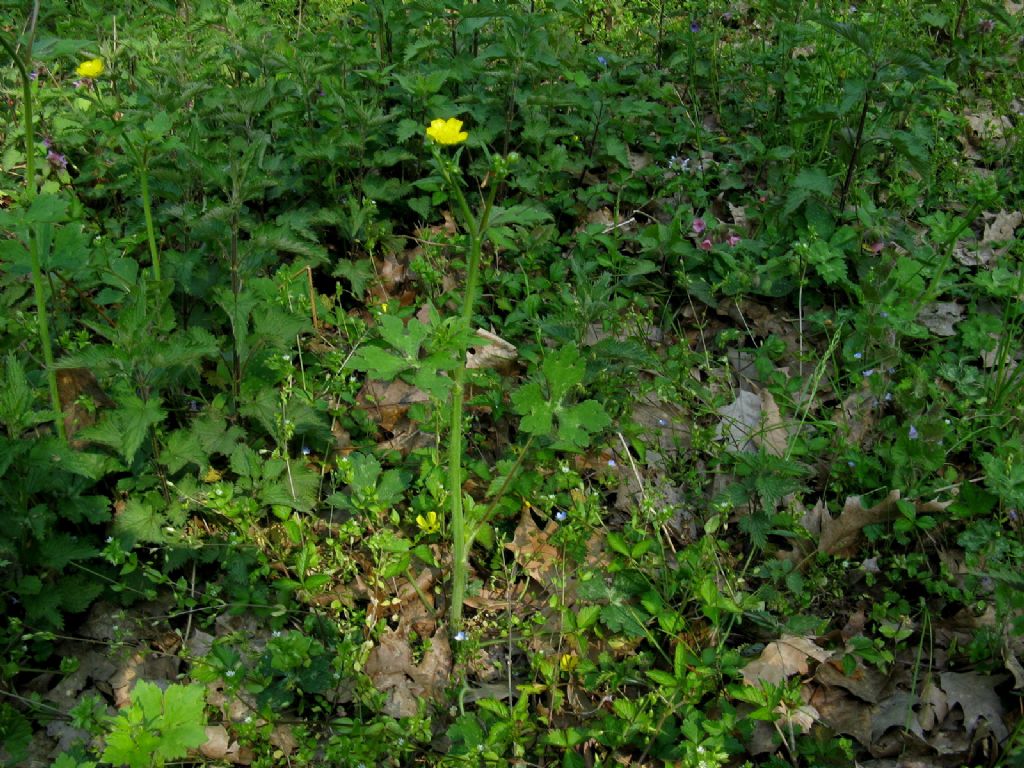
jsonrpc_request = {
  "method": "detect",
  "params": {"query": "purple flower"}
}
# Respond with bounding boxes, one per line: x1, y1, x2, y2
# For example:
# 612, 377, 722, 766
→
870, 241, 884, 254
692, 218, 706, 234
699, 238, 713, 251
978, 19, 995, 34
726, 233, 741, 247
908, 425, 919, 440
28, 70, 39, 81
47, 150, 68, 170
690, 21, 700, 33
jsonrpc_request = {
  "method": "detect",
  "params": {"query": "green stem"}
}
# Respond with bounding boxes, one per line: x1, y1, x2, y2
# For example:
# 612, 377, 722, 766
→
444, 165, 498, 635
1, 33, 64, 443
139, 164, 162, 281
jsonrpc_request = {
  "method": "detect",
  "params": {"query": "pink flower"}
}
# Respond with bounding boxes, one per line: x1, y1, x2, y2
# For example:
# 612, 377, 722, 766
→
726, 233, 741, 247
870, 241, 884, 254
692, 218, 706, 235
699, 238, 713, 251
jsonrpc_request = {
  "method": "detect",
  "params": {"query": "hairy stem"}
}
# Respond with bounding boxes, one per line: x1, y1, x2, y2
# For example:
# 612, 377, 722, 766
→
1, 32, 64, 442
445, 167, 497, 635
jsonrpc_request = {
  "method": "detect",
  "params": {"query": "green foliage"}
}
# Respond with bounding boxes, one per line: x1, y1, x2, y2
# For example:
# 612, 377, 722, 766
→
0, 0, 1020, 765
101, 682, 206, 768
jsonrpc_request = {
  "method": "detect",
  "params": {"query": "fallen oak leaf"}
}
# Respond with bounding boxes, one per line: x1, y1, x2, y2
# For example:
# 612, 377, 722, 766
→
819, 490, 902, 557
740, 634, 831, 687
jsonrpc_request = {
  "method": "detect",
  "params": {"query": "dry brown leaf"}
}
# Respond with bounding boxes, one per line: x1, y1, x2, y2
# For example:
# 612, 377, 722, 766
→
357, 379, 430, 432
741, 634, 830, 687
815, 660, 889, 705
756, 388, 789, 457
270, 724, 297, 756
964, 108, 1014, 149
467, 329, 518, 372
364, 626, 452, 718
917, 302, 965, 337
940, 671, 1008, 741
728, 201, 748, 229
716, 389, 761, 452
199, 725, 252, 764
982, 210, 1023, 243
819, 490, 902, 557
808, 684, 873, 746
871, 692, 925, 741
505, 507, 562, 586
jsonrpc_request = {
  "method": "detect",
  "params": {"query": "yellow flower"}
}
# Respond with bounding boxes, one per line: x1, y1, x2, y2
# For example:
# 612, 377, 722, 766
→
426, 117, 468, 145
559, 653, 579, 674
76, 58, 104, 78
416, 510, 440, 534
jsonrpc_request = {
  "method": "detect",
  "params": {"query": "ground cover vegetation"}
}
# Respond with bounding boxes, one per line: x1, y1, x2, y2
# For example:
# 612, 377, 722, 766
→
0, 0, 1022, 765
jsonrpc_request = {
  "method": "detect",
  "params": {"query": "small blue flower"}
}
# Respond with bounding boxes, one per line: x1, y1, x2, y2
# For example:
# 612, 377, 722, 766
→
908, 425, 919, 440
607, 459, 617, 468
597, 55, 607, 67
555, 510, 568, 522
879, 311, 889, 318
454, 631, 467, 642
690, 21, 700, 32
847, 460, 856, 467
657, 417, 668, 427
863, 368, 875, 376
884, 392, 893, 401
853, 352, 863, 360
301, 445, 311, 456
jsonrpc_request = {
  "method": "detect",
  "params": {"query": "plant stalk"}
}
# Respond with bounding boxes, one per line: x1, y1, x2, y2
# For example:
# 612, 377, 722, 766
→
444, 166, 498, 635
139, 164, 162, 281
1, 33, 65, 442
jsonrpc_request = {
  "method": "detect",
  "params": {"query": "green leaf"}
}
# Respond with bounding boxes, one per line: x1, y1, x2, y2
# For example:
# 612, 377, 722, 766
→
486, 204, 552, 229
102, 682, 206, 768
555, 399, 611, 451
24, 194, 68, 225
348, 346, 411, 380
542, 346, 585, 402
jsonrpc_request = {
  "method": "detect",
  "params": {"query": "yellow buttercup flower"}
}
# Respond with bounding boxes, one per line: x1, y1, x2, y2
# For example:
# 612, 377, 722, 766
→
416, 510, 440, 534
76, 58, 104, 78
426, 117, 468, 145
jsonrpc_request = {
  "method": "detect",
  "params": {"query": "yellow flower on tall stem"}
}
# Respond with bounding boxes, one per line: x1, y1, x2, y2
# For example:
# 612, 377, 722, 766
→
75, 58, 104, 78
426, 117, 468, 145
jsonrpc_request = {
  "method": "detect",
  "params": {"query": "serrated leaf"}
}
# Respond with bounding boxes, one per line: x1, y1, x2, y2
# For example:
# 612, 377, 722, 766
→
116, 499, 167, 545
542, 346, 585, 402
102, 682, 206, 768
556, 399, 611, 450
486, 203, 553, 229
347, 346, 411, 380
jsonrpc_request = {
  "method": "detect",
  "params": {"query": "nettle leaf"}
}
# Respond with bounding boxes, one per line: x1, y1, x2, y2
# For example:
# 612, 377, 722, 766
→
348, 347, 412, 380
39, 533, 96, 570
486, 203, 552, 229
77, 396, 166, 465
